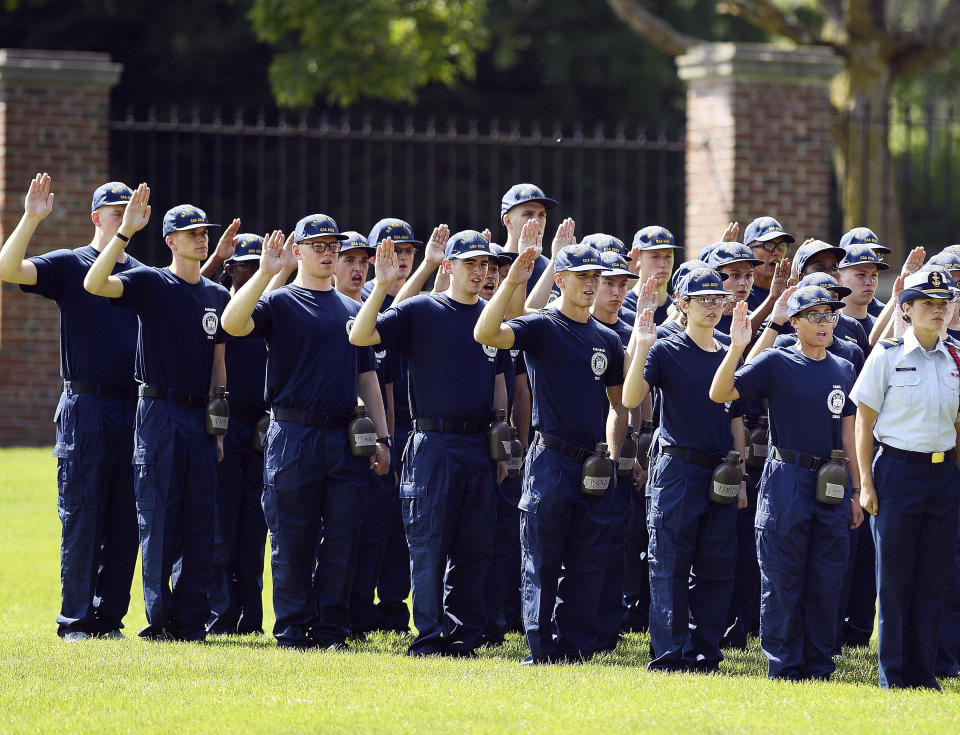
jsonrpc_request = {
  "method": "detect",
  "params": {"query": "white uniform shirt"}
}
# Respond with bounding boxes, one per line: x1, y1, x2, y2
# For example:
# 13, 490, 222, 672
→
850, 329, 960, 453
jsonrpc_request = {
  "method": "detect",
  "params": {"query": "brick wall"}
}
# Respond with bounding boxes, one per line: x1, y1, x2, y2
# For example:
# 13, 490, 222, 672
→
0, 50, 121, 445
678, 44, 842, 259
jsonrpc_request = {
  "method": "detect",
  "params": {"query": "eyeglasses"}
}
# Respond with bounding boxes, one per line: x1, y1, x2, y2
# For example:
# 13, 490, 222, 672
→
690, 296, 730, 307
756, 241, 789, 255
303, 241, 341, 255
799, 311, 840, 324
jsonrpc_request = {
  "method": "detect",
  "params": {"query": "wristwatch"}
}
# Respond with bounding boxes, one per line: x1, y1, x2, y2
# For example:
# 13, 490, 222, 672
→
376, 436, 393, 448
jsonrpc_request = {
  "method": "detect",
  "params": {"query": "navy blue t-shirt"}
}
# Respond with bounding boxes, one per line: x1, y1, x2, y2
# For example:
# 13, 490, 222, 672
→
747, 284, 769, 312
112, 267, 230, 395
508, 308, 624, 449
249, 285, 374, 415
376, 292, 505, 421
853, 311, 875, 337
644, 332, 741, 456
363, 282, 410, 418
734, 345, 856, 459
774, 333, 863, 374
657, 320, 731, 345
528, 254, 551, 297
623, 290, 672, 325
22, 245, 141, 385
867, 297, 885, 318
224, 333, 267, 410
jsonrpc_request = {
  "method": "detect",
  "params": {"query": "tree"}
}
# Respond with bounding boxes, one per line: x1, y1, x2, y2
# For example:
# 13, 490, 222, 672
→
248, 0, 490, 106
605, 0, 960, 253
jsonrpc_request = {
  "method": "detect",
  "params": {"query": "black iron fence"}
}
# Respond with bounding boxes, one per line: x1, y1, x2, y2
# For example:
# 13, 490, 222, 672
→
109, 107, 686, 267
837, 102, 960, 250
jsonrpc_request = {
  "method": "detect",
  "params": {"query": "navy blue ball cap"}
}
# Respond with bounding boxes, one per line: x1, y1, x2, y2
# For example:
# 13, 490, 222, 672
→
678, 267, 729, 298
671, 259, 719, 294
743, 216, 795, 246
794, 240, 846, 274
227, 233, 264, 263
367, 218, 422, 248
91, 182, 133, 212
489, 243, 517, 266
500, 183, 559, 218
632, 225, 678, 251
162, 204, 220, 237
797, 272, 852, 300
899, 269, 956, 306
599, 251, 637, 279
787, 285, 845, 319
339, 231, 375, 254
294, 213, 348, 244
582, 233, 629, 260
697, 243, 722, 262
445, 230, 493, 260
554, 244, 604, 273
838, 244, 890, 271
707, 243, 763, 269
929, 251, 960, 272
839, 227, 891, 255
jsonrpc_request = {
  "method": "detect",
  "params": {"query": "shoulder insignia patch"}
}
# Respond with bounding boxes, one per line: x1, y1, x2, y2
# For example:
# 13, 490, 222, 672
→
880, 337, 903, 349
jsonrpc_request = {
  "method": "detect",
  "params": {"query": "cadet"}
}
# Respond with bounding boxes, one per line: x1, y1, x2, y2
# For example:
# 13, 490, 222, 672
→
200, 232, 270, 636
839, 227, 891, 319
85, 194, 230, 642
499, 183, 559, 294
851, 269, 960, 689
625, 268, 747, 672
221, 217, 390, 650
350, 231, 508, 658
742, 216, 795, 312
705, 243, 763, 335
792, 241, 871, 357
590, 251, 640, 652
475, 243, 627, 664
0, 175, 141, 640
711, 291, 862, 681
837, 245, 889, 336
361, 217, 422, 634
333, 231, 398, 636
623, 226, 679, 322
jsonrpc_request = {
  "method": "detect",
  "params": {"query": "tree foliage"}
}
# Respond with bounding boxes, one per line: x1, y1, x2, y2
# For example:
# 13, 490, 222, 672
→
248, 0, 490, 107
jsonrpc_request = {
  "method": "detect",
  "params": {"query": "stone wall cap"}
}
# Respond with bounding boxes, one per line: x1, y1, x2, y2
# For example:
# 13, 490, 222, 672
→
677, 42, 842, 83
0, 48, 122, 86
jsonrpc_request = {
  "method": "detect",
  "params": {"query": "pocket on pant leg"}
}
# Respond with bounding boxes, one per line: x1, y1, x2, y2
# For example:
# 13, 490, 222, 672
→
54, 443, 84, 512
132, 445, 158, 512
399, 481, 429, 546
261, 468, 279, 533
755, 511, 779, 573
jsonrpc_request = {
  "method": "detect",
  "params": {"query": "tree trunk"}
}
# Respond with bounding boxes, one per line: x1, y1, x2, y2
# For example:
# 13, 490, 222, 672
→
830, 46, 905, 258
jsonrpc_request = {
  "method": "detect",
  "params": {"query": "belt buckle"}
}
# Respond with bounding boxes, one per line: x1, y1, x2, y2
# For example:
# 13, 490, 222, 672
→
932, 451, 945, 464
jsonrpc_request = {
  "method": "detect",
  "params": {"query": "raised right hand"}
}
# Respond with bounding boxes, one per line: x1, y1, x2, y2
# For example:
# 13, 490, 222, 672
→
730, 300, 752, 349
506, 246, 538, 287
24, 173, 54, 220
374, 237, 400, 285
770, 284, 797, 325
721, 221, 739, 242
258, 230, 286, 277
120, 183, 151, 234
423, 224, 450, 267
633, 308, 657, 351
518, 219, 540, 255
901, 246, 925, 276
551, 218, 576, 257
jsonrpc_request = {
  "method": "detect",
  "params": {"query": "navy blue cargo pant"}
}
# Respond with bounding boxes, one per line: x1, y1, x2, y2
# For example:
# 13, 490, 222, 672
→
133, 397, 217, 641
54, 390, 138, 636
520, 442, 613, 663
262, 419, 367, 648
207, 410, 267, 635
401, 430, 496, 656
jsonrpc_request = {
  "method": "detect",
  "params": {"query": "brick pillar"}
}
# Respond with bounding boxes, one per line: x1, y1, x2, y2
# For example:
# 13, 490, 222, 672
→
676, 43, 842, 259
0, 50, 122, 446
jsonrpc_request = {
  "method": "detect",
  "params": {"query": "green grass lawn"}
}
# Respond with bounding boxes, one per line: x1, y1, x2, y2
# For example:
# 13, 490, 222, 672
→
2, 446, 959, 733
